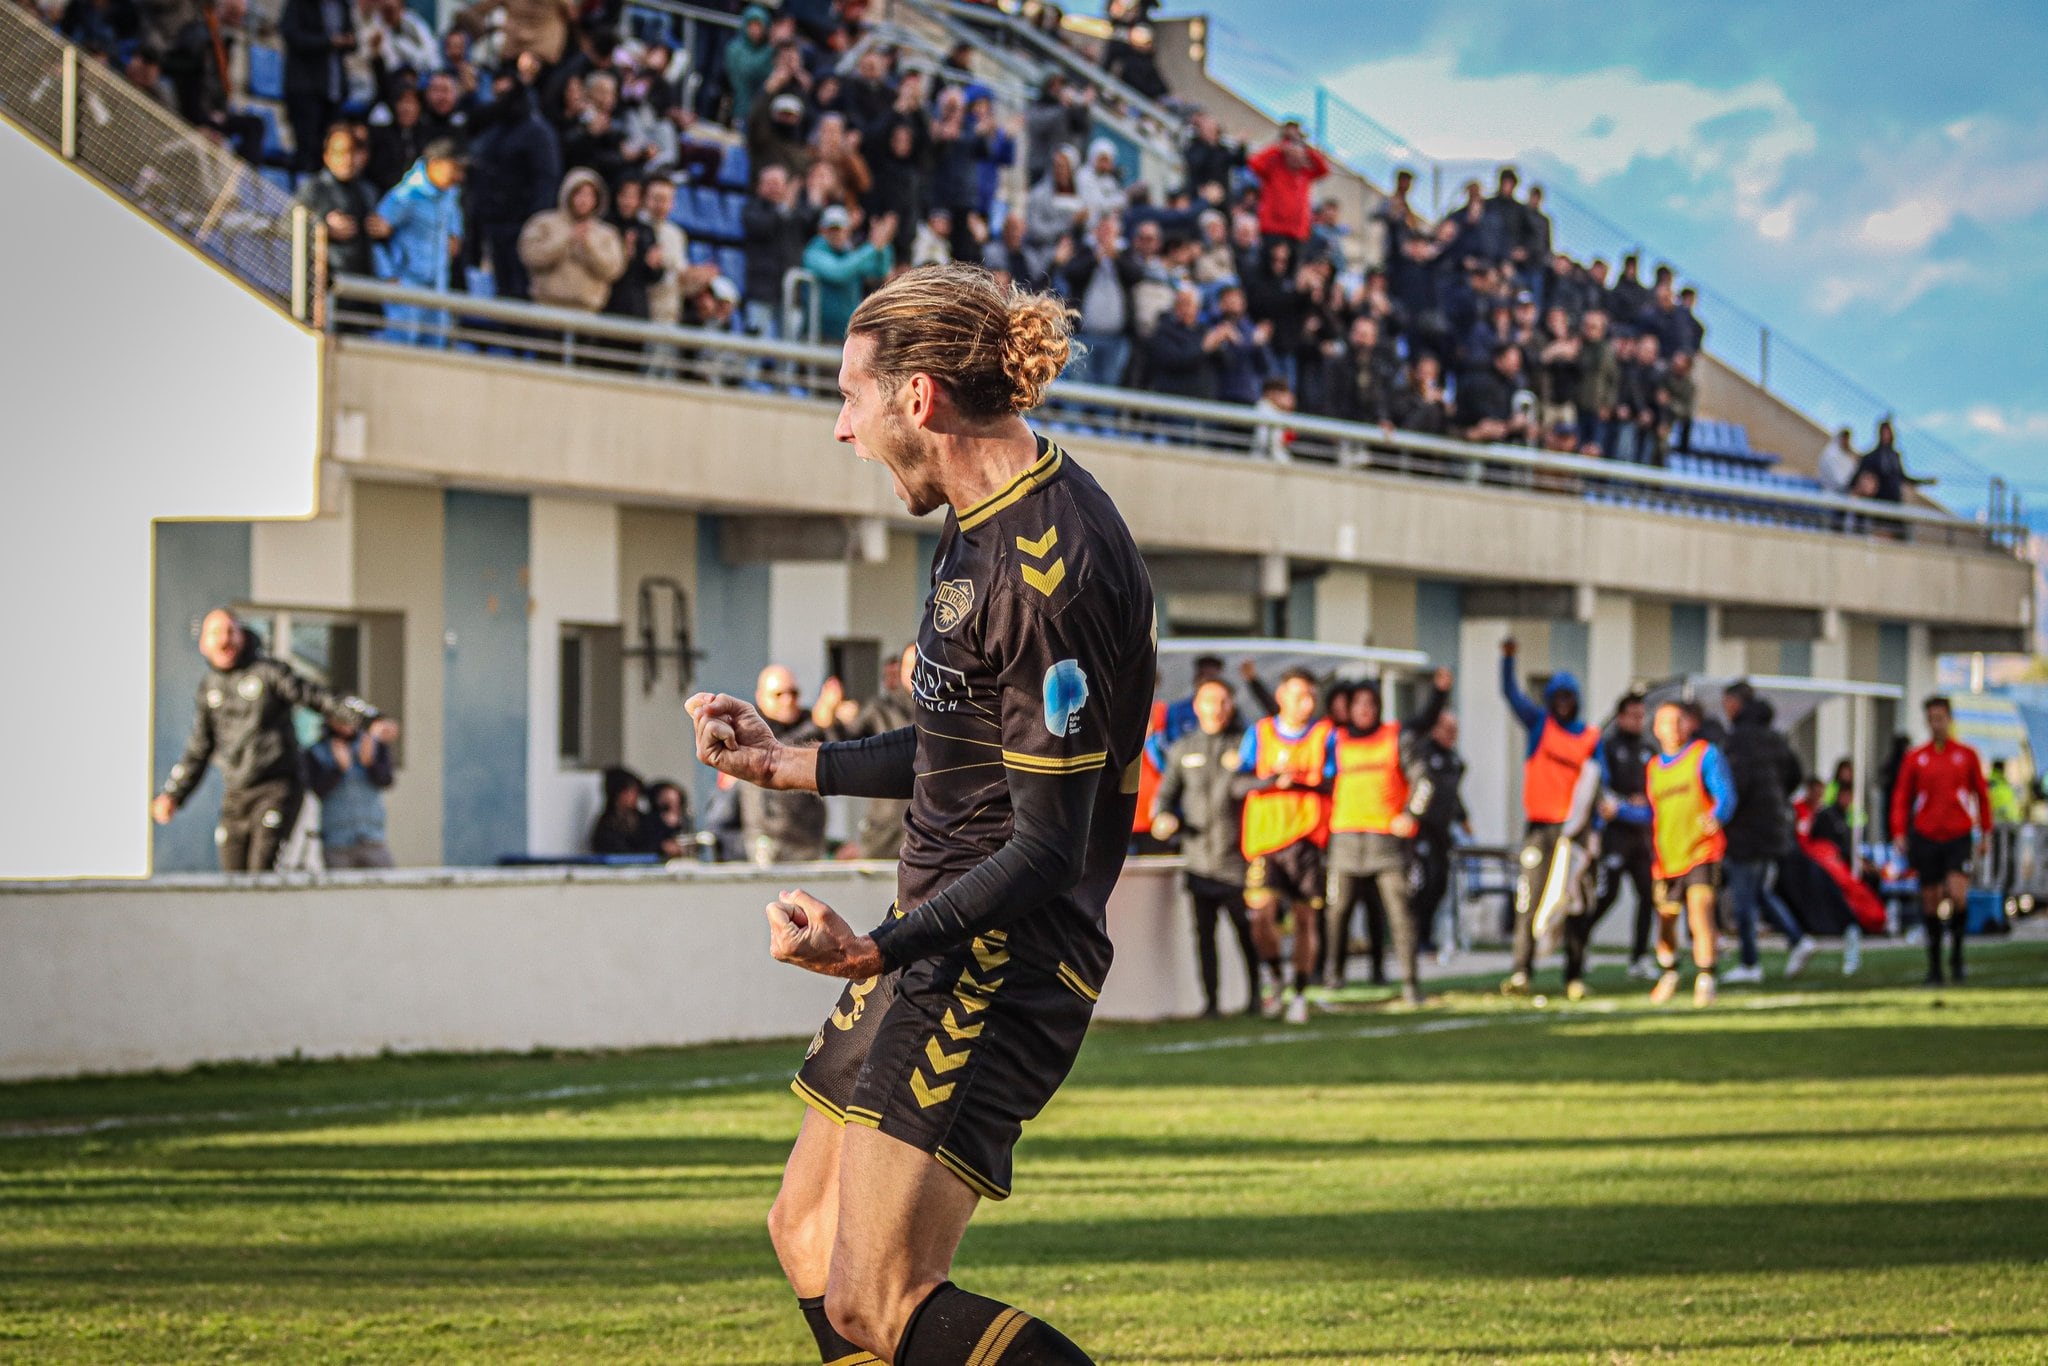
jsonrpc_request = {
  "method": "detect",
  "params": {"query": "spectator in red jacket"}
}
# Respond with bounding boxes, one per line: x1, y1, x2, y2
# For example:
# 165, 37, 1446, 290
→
1890, 694, 1992, 986
1247, 119, 1330, 247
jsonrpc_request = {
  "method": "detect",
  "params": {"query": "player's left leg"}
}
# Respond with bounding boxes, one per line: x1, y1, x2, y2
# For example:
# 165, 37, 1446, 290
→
826, 1126, 1093, 1364
1945, 866, 1973, 982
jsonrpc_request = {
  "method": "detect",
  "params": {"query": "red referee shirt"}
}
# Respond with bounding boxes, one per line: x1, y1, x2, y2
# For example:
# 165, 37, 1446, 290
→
1890, 738, 1992, 843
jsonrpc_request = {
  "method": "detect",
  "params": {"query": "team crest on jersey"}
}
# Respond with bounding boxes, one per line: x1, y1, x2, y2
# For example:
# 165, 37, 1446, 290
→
932, 579, 975, 633
236, 675, 264, 701
206, 689, 224, 709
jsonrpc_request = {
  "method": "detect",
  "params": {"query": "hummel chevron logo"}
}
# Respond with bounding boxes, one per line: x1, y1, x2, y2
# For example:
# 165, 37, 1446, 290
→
910, 1069, 955, 1108
1020, 559, 1067, 596
941, 1008, 984, 1041
1015, 526, 1059, 558
972, 938, 1010, 973
924, 1037, 971, 1074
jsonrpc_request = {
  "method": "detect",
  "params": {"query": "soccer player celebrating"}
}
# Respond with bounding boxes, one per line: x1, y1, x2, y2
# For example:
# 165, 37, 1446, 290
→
1232, 669, 1336, 1024
1646, 701, 1736, 1006
1891, 694, 1992, 986
685, 264, 1154, 1366
1498, 638, 1602, 995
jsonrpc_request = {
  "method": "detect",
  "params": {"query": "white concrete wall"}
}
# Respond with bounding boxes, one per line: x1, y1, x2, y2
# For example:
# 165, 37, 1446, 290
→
527, 498, 622, 854
769, 561, 853, 696
0, 862, 1192, 1080
0, 121, 322, 878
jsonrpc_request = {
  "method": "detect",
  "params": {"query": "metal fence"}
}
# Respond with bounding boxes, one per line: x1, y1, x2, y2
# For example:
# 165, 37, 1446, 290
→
0, 1, 311, 312
327, 275, 2024, 557
1199, 14, 2014, 522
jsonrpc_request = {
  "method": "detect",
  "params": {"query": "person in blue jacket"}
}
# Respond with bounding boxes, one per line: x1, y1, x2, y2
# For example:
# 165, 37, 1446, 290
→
374, 138, 465, 347
1499, 638, 1603, 995
802, 206, 896, 342
1588, 690, 1660, 985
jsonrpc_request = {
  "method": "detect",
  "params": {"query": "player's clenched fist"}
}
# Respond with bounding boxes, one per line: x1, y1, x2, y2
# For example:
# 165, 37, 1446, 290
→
766, 889, 881, 980
685, 692, 782, 786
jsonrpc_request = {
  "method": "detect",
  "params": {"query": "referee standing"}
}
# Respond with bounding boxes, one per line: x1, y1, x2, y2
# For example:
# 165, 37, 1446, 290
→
687, 265, 1152, 1366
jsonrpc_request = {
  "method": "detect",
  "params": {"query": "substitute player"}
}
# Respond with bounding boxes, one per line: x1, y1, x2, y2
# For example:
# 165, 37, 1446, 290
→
1233, 669, 1336, 1024
1646, 700, 1736, 1006
685, 265, 1153, 1366
1891, 694, 1992, 986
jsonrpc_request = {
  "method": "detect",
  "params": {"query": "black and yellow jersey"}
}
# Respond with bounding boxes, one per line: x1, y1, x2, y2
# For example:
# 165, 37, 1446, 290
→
897, 437, 1156, 989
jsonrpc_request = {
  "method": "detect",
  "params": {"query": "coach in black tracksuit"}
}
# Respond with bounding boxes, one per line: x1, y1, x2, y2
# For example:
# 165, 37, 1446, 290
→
1402, 705, 1468, 958
1592, 692, 1659, 975
153, 610, 387, 872
1152, 680, 1259, 1017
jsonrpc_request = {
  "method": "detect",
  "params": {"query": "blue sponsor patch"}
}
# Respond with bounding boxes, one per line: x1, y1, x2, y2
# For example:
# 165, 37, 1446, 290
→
1043, 659, 1090, 737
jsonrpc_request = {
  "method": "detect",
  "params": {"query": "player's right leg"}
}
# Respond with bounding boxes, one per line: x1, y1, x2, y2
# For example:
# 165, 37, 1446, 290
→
1649, 890, 1683, 1005
768, 1110, 871, 1364
1687, 882, 1719, 1006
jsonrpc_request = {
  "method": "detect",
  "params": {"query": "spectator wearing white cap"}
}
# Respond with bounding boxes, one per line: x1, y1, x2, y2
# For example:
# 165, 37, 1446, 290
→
801, 204, 895, 341
1076, 136, 1130, 228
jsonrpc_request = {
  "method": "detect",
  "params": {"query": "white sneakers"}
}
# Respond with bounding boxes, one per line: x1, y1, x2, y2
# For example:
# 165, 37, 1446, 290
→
1693, 972, 1718, 1007
1626, 957, 1661, 982
1721, 964, 1764, 985
1284, 991, 1310, 1026
1842, 926, 1864, 976
1785, 938, 1819, 979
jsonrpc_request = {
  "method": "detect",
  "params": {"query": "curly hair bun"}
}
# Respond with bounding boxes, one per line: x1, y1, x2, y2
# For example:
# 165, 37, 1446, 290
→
1000, 290, 1074, 413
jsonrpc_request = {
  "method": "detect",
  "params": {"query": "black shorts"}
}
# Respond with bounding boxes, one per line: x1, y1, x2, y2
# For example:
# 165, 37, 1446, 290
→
1907, 833, 1974, 884
793, 927, 1097, 1202
1245, 839, 1327, 908
1654, 861, 1721, 905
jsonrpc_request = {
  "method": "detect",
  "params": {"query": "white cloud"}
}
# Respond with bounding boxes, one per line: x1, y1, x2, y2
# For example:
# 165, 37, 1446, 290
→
1812, 259, 1973, 316
1858, 196, 1949, 252
1320, 47, 1815, 225
1920, 405, 2048, 441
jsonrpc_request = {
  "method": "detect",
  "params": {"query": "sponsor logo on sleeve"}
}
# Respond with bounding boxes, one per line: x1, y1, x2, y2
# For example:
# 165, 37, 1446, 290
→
1043, 659, 1090, 737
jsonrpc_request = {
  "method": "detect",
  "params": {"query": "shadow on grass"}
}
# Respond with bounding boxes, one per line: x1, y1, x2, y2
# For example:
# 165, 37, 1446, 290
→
1078, 1019, 2048, 1090
1131, 1324, 2048, 1361
8, 1195, 2040, 1295
967, 1194, 2048, 1278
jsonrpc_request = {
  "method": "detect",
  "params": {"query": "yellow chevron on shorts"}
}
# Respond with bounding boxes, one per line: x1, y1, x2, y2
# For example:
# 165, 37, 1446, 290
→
823, 1352, 880, 1366
909, 1068, 955, 1109
971, 936, 1010, 972
924, 1036, 971, 1074
941, 1007, 984, 1041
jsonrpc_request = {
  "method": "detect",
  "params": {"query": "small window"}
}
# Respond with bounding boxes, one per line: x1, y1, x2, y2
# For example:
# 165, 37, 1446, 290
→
558, 623, 623, 769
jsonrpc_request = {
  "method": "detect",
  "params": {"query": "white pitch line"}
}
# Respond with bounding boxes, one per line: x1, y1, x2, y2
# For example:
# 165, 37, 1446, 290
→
1138, 1015, 1508, 1054
0, 1068, 788, 1141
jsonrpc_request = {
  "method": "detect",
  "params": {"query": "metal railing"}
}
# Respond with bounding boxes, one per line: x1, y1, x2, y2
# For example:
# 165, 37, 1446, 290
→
896, 0, 1185, 182
0, 3, 318, 317
1197, 14, 2015, 524
327, 275, 2024, 556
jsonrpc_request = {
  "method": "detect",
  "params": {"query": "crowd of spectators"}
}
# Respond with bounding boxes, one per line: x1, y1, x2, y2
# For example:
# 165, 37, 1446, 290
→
36, 0, 1937, 492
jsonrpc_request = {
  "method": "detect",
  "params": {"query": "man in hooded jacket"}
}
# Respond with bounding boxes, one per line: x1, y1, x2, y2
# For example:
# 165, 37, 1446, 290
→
1499, 639, 1603, 994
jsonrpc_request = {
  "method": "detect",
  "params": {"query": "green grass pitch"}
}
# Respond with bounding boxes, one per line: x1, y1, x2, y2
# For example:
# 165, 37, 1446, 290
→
3, 939, 2046, 1363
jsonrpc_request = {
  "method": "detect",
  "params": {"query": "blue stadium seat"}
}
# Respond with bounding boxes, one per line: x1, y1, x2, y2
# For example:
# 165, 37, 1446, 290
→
718, 190, 748, 240
247, 45, 284, 100
716, 246, 747, 285
688, 187, 729, 240
238, 103, 286, 159
716, 143, 750, 190
1726, 423, 1752, 455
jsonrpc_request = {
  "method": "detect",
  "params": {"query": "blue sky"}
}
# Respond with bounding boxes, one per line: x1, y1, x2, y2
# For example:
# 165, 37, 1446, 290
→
1191, 0, 2047, 517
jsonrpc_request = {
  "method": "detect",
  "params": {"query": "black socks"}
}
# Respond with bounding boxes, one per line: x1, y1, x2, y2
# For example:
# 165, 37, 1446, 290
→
799, 1294, 876, 1365
896, 1282, 1094, 1365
